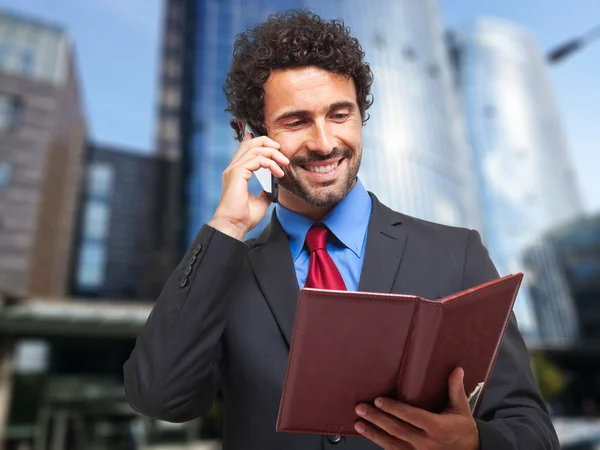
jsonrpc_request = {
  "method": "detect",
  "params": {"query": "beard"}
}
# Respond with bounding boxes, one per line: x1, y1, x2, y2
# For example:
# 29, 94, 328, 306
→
278, 146, 361, 208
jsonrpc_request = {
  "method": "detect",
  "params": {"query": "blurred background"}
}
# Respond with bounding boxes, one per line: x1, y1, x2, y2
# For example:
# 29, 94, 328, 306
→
0, 0, 598, 449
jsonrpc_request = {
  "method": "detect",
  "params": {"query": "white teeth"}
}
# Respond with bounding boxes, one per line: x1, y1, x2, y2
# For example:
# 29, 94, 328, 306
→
307, 162, 338, 173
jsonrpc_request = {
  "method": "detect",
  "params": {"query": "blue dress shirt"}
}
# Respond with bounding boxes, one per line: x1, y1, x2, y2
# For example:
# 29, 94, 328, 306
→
275, 178, 372, 291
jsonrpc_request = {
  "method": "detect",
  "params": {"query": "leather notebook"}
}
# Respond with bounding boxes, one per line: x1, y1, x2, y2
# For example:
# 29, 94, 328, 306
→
276, 273, 523, 436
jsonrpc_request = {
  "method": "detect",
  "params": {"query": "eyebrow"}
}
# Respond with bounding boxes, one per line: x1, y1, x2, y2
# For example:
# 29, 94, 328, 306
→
273, 101, 356, 123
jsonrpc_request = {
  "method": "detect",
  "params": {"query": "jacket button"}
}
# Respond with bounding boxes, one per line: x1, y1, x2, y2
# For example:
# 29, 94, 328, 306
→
189, 255, 197, 265
194, 244, 202, 254
327, 435, 342, 444
184, 266, 192, 276
179, 277, 188, 288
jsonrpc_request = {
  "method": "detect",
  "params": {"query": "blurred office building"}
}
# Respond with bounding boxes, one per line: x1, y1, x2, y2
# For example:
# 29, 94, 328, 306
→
522, 238, 580, 342
0, 9, 86, 299
0, 7, 87, 447
156, 0, 481, 252
70, 142, 173, 301
0, 9, 184, 449
525, 213, 600, 419
448, 18, 584, 340
525, 213, 600, 342
0, 139, 192, 449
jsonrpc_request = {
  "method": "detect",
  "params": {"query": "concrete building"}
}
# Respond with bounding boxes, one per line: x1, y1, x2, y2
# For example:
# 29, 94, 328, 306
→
0, 9, 86, 298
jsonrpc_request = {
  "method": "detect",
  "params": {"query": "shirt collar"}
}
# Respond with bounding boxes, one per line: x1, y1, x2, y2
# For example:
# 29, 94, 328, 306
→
276, 178, 372, 261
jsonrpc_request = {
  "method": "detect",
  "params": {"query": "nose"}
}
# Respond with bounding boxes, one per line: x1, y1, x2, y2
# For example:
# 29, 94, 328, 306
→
306, 120, 336, 155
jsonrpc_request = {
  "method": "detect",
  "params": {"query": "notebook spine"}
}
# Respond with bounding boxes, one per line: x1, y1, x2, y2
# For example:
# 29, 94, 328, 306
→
395, 301, 444, 404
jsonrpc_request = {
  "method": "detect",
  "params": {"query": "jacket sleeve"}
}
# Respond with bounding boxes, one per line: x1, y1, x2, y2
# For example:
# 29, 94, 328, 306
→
461, 230, 560, 450
123, 224, 247, 422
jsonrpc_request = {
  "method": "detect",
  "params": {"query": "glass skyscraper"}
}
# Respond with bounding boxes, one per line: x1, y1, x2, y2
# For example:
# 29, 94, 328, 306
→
157, 0, 482, 250
450, 18, 584, 338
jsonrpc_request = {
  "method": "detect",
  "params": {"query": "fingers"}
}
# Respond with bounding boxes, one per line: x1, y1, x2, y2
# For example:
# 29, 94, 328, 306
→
447, 367, 470, 414
373, 397, 438, 434
232, 135, 281, 163
235, 146, 289, 171
356, 404, 425, 447
354, 420, 412, 449
226, 154, 284, 181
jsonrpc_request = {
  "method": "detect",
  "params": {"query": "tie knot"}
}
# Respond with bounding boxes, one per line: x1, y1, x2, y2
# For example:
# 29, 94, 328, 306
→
305, 225, 329, 253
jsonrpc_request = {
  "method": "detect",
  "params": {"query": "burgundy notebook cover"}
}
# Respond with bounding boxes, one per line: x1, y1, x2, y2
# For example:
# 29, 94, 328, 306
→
276, 273, 523, 436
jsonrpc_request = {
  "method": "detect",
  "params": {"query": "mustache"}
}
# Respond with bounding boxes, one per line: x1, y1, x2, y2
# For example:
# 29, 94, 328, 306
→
290, 147, 353, 166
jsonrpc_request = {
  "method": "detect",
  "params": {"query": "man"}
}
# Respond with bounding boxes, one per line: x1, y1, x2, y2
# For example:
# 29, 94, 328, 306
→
123, 10, 559, 450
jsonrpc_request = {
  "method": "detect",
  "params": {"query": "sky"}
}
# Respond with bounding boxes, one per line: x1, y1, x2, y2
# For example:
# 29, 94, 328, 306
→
0, 0, 598, 212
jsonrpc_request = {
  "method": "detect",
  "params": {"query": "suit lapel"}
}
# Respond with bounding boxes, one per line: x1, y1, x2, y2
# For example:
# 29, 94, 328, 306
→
248, 212, 299, 347
358, 194, 408, 293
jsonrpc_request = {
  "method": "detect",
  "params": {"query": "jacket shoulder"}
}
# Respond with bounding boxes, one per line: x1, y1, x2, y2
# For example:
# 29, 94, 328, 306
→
393, 209, 473, 243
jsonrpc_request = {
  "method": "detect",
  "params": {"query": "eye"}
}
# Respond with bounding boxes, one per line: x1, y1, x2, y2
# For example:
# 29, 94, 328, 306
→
285, 120, 305, 129
331, 113, 349, 120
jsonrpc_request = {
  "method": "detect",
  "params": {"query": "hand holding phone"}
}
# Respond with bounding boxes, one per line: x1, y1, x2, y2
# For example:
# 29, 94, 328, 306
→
207, 123, 287, 240
245, 123, 279, 203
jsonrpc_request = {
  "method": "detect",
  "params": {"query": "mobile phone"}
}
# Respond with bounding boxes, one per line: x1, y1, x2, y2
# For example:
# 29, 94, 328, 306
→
244, 123, 279, 203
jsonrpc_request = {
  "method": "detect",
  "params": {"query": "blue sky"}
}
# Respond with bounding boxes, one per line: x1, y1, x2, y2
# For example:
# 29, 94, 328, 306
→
0, 0, 598, 212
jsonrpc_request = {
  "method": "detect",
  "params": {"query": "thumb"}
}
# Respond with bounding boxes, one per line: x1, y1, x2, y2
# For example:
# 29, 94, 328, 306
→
447, 367, 470, 414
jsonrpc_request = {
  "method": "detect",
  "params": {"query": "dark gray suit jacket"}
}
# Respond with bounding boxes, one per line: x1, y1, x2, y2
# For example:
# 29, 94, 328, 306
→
123, 194, 560, 450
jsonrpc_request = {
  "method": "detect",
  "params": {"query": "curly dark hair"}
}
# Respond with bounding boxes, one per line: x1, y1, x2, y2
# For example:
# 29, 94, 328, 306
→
223, 9, 374, 141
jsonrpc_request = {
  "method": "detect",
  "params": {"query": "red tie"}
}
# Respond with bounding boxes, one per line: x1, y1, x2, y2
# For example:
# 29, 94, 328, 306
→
304, 225, 347, 290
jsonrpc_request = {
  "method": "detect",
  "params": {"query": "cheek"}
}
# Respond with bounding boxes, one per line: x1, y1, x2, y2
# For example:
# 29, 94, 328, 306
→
276, 137, 303, 161
340, 122, 362, 148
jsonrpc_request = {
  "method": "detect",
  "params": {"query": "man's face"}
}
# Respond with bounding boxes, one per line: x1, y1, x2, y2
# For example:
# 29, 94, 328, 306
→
263, 66, 363, 209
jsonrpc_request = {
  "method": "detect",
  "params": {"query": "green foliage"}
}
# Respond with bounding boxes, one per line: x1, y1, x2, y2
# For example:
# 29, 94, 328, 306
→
530, 353, 567, 402
200, 393, 223, 439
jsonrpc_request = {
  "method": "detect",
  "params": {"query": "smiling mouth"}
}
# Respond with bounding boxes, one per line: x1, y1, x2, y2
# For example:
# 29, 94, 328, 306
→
301, 158, 344, 174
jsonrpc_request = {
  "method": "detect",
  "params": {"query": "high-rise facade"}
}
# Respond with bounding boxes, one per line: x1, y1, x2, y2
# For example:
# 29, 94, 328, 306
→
0, 9, 86, 298
524, 213, 600, 341
70, 142, 174, 301
157, 0, 482, 251
449, 18, 584, 338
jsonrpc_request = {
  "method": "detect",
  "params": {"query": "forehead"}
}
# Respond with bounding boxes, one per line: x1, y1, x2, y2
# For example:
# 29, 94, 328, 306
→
263, 67, 357, 117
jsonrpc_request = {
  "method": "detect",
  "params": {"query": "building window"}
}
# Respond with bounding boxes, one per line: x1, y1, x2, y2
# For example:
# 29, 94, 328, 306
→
77, 241, 108, 288
21, 50, 35, 75
76, 162, 115, 292
0, 161, 13, 192
0, 42, 37, 77
0, 93, 23, 132
162, 86, 181, 108
87, 163, 114, 199
83, 201, 111, 240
